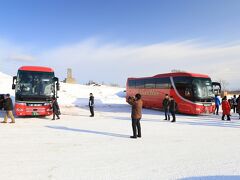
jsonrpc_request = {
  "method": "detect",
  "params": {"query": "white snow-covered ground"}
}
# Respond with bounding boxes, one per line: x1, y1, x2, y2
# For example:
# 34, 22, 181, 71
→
1, 72, 240, 180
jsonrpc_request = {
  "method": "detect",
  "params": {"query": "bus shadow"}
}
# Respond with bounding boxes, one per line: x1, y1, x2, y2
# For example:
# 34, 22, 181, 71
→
179, 175, 240, 180
176, 119, 240, 129
110, 115, 240, 128
45, 125, 130, 139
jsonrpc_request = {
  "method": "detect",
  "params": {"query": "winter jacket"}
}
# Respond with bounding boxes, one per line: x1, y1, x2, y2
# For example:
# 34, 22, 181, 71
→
52, 100, 60, 114
128, 98, 143, 120
3, 97, 13, 111
169, 99, 177, 112
214, 96, 221, 106
237, 100, 240, 113
89, 96, 94, 107
162, 98, 170, 109
233, 97, 238, 106
222, 100, 231, 115
0, 97, 4, 110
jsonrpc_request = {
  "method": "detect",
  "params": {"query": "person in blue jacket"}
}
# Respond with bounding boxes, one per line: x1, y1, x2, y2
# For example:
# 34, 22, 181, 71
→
214, 94, 221, 115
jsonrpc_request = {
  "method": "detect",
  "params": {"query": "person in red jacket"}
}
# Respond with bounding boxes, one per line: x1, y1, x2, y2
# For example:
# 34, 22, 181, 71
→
222, 96, 231, 121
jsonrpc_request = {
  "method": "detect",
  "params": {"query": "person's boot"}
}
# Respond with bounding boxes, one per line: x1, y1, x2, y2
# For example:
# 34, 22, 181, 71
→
10, 121, 15, 123
1, 121, 7, 123
130, 136, 137, 139
137, 134, 141, 138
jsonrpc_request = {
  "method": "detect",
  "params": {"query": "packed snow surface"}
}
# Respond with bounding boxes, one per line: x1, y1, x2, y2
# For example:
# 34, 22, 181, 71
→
0, 72, 240, 180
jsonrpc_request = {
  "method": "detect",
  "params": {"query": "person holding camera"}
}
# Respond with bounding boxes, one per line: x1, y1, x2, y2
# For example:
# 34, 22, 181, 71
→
127, 94, 143, 139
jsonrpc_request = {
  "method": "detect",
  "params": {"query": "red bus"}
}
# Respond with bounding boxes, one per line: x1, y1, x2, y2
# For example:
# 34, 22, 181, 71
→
126, 72, 220, 115
12, 66, 60, 116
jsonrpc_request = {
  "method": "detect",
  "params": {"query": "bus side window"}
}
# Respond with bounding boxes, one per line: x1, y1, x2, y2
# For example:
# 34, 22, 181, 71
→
156, 78, 171, 89
145, 79, 156, 88
128, 80, 136, 88
136, 79, 145, 88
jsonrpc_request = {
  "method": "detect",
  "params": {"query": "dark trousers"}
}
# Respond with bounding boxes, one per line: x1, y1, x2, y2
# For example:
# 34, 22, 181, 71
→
53, 113, 60, 120
170, 110, 176, 122
90, 106, 94, 116
222, 114, 230, 120
164, 108, 170, 120
215, 105, 219, 115
132, 118, 141, 137
233, 105, 237, 113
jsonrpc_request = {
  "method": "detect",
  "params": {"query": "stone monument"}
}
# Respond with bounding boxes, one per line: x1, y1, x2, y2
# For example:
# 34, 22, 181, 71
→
63, 68, 77, 84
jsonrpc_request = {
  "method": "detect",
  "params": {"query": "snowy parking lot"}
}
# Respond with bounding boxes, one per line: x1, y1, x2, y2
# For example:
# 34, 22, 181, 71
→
1, 72, 240, 180
1, 106, 240, 180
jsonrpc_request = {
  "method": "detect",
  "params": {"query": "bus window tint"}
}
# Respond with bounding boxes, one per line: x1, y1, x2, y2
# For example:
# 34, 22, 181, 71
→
192, 78, 214, 99
155, 78, 171, 89
145, 79, 156, 88
135, 79, 145, 88
128, 80, 136, 88
17, 71, 54, 97
173, 77, 193, 100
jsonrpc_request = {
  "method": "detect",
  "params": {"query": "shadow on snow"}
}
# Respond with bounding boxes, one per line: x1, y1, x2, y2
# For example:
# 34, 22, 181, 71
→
45, 125, 130, 139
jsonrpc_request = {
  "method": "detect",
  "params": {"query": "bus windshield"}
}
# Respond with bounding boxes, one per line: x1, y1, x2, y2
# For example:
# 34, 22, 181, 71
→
173, 76, 214, 102
16, 71, 55, 97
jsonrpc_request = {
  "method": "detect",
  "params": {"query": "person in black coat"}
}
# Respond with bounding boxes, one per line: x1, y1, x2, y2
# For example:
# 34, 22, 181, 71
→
2, 94, 15, 123
169, 96, 177, 122
51, 97, 60, 120
89, 93, 94, 117
162, 94, 170, 120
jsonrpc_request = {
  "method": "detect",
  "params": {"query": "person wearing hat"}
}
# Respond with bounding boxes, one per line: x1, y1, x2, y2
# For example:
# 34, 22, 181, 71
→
2, 94, 15, 123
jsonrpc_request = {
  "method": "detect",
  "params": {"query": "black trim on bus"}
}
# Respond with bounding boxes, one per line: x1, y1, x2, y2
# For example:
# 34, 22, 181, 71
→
128, 77, 172, 89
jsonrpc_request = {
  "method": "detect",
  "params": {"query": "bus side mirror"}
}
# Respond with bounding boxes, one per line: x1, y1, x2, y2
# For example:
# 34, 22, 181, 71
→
12, 76, 17, 89
54, 77, 60, 91
212, 82, 221, 95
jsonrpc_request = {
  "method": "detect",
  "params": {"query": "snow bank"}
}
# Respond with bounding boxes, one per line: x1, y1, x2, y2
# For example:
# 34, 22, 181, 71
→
0, 72, 14, 95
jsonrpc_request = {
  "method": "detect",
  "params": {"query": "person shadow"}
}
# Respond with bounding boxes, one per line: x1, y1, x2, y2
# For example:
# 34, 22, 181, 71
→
45, 125, 130, 139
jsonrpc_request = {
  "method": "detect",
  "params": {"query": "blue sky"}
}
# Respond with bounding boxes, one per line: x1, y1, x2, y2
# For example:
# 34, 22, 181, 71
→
0, 0, 240, 89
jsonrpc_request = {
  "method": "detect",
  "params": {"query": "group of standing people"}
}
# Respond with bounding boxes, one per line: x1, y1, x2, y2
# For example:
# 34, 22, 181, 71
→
162, 94, 177, 122
0, 94, 15, 123
214, 94, 240, 121
125, 93, 177, 139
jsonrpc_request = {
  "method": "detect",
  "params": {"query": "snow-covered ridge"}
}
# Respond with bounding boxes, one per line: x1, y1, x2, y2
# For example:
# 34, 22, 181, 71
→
0, 71, 126, 107
59, 83, 126, 107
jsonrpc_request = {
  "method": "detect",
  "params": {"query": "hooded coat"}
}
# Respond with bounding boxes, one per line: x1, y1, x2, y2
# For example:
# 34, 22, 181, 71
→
222, 100, 231, 115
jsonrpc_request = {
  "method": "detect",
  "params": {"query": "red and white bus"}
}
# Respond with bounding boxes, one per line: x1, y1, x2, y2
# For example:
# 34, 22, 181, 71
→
126, 72, 220, 115
12, 66, 60, 116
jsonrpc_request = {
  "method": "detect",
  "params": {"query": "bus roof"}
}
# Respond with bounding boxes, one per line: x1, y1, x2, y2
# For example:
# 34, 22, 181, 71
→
128, 72, 210, 80
18, 66, 54, 72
